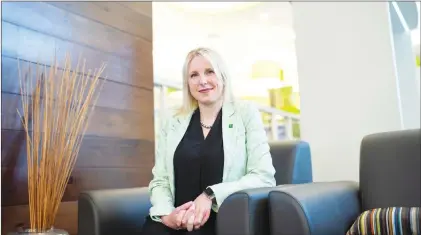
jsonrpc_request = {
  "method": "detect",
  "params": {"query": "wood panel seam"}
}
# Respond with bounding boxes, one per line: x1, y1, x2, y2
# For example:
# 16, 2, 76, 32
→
1, 129, 155, 142
117, 2, 153, 18
1, 55, 153, 92
45, 2, 152, 43
1, 19, 149, 62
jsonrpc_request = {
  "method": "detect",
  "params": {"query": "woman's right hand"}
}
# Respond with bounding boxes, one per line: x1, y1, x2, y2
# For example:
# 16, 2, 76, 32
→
161, 201, 194, 230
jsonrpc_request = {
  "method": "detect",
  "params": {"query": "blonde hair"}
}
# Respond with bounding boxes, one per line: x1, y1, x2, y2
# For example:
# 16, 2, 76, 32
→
176, 47, 234, 116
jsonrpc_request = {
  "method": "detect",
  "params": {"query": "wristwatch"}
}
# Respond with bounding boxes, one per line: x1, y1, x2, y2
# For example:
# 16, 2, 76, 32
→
203, 187, 217, 205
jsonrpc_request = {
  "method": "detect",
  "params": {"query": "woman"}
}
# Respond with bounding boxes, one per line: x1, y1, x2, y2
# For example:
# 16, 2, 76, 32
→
141, 47, 276, 235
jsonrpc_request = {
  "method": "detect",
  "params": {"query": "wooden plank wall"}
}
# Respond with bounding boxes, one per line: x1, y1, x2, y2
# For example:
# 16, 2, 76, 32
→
1, 2, 155, 235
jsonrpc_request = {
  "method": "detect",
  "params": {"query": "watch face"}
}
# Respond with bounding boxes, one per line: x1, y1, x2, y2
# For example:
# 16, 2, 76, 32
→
204, 188, 217, 205
204, 187, 214, 197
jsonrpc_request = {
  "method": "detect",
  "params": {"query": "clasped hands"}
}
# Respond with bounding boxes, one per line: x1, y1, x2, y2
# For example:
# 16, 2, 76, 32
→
162, 193, 212, 231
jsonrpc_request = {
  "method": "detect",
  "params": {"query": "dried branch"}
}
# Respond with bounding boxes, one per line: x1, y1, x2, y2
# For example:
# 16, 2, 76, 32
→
17, 53, 106, 231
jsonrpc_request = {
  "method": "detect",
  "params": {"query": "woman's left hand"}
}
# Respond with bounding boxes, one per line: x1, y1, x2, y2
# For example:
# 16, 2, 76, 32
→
192, 193, 212, 230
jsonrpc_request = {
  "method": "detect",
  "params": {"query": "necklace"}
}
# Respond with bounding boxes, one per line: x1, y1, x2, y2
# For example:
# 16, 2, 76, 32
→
200, 122, 212, 129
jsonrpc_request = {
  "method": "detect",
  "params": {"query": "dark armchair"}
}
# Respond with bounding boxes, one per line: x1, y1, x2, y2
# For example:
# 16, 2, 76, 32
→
268, 129, 421, 235
77, 140, 313, 235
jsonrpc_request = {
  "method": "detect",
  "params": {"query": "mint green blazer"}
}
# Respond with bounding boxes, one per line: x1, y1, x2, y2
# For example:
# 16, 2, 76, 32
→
148, 100, 276, 222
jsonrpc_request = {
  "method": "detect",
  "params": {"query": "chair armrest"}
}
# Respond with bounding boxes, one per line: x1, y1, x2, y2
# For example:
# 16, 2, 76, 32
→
269, 181, 360, 235
217, 187, 275, 235
78, 187, 151, 235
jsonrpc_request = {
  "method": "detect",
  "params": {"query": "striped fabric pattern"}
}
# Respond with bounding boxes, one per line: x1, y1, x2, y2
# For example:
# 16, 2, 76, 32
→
346, 207, 420, 235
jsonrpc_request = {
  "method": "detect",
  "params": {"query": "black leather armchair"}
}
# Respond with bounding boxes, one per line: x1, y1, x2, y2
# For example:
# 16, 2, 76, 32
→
77, 140, 313, 235
268, 129, 421, 235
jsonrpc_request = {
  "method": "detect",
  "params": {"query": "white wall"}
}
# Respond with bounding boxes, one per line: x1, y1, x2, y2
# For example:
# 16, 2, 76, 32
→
292, 2, 404, 182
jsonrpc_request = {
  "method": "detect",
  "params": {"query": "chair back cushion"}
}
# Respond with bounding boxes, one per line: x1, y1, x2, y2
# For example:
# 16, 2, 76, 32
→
360, 129, 421, 211
269, 140, 313, 185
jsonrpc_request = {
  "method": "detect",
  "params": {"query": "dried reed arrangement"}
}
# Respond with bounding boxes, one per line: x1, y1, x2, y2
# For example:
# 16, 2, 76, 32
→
17, 54, 106, 232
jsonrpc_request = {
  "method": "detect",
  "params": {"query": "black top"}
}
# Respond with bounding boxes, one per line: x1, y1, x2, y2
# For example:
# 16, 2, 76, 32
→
173, 108, 225, 208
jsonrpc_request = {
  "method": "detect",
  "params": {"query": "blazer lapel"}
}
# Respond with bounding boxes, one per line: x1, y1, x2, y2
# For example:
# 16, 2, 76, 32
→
222, 101, 237, 181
